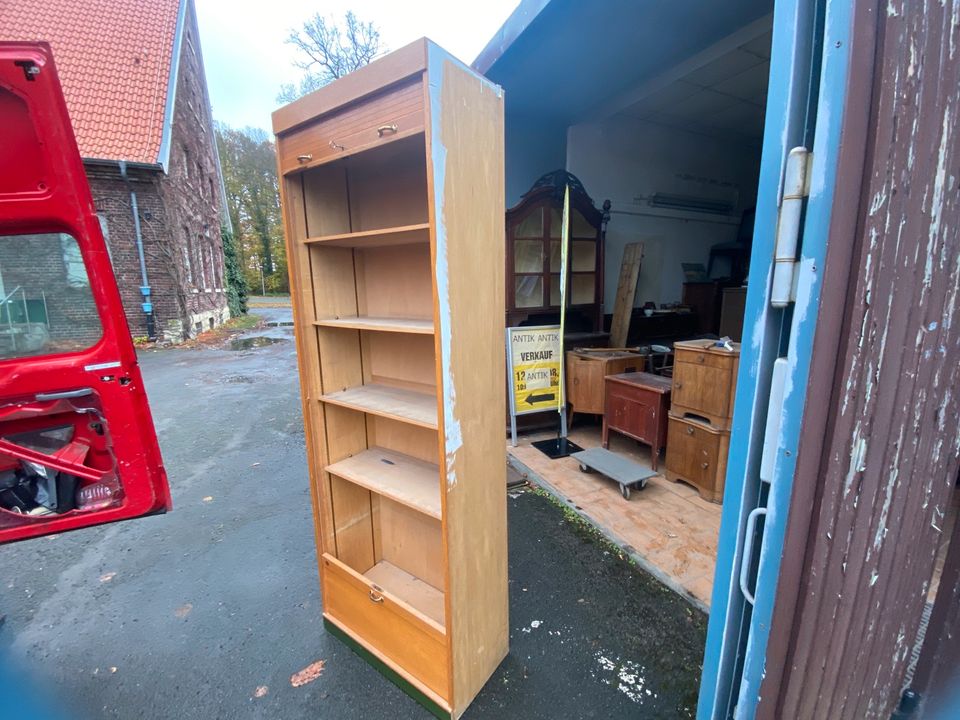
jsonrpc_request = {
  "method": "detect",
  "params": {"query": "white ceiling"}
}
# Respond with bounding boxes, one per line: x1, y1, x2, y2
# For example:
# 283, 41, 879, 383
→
619, 31, 772, 146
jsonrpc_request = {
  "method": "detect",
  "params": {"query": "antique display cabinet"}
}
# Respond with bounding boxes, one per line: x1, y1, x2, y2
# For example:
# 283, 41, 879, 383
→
505, 171, 605, 331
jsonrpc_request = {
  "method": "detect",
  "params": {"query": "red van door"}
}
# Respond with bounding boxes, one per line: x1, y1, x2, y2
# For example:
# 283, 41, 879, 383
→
0, 42, 170, 543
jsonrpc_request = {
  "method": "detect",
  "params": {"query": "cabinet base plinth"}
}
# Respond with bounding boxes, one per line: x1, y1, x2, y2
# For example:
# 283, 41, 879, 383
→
323, 617, 450, 719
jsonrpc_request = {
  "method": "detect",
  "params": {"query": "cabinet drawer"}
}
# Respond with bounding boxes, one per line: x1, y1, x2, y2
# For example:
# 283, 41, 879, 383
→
673, 347, 736, 371
321, 554, 449, 701
279, 77, 425, 174
666, 416, 723, 486
672, 361, 734, 419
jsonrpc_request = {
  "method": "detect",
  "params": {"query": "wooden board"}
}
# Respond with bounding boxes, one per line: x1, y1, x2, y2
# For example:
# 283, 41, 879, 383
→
326, 447, 441, 518
320, 383, 438, 429
366, 559, 446, 627
302, 165, 351, 237
356, 242, 434, 320
330, 473, 375, 570
368, 415, 439, 465
348, 134, 430, 232
426, 49, 508, 716
609, 242, 644, 348
305, 223, 431, 248
364, 332, 437, 393
315, 316, 434, 334
377, 497, 444, 593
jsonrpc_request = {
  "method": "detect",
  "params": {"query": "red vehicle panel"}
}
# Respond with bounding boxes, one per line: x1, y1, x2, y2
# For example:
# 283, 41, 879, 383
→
0, 42, 170, 542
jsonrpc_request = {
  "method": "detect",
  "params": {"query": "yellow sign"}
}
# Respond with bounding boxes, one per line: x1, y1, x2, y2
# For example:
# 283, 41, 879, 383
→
507, 325, 563, 415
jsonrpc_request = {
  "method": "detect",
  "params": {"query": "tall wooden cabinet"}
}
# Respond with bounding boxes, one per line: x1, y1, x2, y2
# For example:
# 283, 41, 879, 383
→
665, 339, 740, 503
273, 39, 507, 718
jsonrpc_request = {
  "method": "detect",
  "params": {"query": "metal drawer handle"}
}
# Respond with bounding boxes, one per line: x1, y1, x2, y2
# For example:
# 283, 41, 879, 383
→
296, 153, 312, 163
687, 426, 695, 435
368, 587, 384, 604
697, 355, 705, 363
701, 462, 709, 469
675, 382, 683, 389
377, 124, 399, 137
329, 140, 345, 151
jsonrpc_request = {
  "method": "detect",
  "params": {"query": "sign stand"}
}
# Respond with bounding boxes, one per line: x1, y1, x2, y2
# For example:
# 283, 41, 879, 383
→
506, 185, 582, 459
507, 325, 572, 447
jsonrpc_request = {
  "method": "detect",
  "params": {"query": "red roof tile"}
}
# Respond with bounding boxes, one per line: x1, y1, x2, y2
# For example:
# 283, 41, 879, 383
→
3, 0, 181, 164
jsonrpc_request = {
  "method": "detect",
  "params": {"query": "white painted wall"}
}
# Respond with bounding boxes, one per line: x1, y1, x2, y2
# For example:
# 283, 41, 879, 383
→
505, 114, 568, 208
566, 115, 762, 308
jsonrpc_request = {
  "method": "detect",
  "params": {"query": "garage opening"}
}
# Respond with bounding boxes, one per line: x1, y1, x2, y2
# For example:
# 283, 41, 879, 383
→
493, 11, 774, 610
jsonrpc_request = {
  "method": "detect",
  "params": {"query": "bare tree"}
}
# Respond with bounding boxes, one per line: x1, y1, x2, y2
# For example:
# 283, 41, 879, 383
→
277, 11, 383, 103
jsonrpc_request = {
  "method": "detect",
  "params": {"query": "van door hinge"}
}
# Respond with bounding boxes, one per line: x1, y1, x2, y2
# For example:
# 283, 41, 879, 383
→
771, 147, 812, 307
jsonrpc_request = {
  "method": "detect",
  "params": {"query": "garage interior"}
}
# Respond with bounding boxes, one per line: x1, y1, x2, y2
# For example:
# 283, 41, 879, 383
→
484, 0, 959, 615
480, 6, 772, 609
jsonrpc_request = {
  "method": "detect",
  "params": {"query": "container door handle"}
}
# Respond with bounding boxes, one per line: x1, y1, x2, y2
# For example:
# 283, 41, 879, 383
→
739, 506, 768, 605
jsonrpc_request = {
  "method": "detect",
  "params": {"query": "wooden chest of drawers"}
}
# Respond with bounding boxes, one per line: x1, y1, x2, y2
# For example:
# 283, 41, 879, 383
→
665, 414, 730, 503
665, 339, 740, 502
602, 372, 672, 470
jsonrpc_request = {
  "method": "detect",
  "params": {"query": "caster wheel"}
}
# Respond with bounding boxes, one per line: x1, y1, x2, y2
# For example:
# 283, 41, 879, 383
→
579, 463, 594, 473
620, 484, 632, 500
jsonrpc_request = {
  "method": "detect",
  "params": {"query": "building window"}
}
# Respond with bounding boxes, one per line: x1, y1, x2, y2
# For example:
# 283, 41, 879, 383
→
197, 162, 204, 193
96, 213, 114, 266
213, 243, 223, 288
199, 235, 209, 289
183, 227, 194, 284
183, 145, 191, 179
60, 235, 88, 288
0, 233, 102, 360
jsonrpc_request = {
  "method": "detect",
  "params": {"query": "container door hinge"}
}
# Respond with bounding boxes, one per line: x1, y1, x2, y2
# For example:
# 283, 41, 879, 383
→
771, 147, 812, 307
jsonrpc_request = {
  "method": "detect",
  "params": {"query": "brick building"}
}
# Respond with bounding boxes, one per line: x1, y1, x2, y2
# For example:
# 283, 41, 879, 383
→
4, 0, 230, 342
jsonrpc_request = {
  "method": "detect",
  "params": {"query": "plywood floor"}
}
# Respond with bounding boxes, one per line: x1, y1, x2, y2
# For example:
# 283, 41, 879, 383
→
508, 422, 721, 610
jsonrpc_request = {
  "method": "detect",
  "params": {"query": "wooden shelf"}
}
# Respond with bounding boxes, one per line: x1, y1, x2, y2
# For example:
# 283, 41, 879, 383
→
326, 447, 441, 518
314, 316, 434, 334
366, 560, 445, 626
304, 223, 431, 248
320, 383, 438, 429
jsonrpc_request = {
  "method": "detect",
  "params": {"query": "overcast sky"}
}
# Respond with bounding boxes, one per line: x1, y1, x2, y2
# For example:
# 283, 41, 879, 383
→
194, 0, 519, 133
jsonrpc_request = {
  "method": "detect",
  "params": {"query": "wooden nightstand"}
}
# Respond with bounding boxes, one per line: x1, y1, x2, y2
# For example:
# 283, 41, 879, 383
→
602, 372, 672, 470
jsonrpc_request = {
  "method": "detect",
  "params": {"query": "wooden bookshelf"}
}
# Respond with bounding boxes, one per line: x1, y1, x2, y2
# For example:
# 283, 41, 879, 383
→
274, 38, 506, 719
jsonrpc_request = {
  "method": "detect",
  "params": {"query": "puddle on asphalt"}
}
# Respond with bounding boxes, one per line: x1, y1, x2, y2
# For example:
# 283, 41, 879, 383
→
228, 336, 286, 351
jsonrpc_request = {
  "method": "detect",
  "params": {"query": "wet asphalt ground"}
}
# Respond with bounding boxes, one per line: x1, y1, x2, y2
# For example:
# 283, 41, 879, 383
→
0, 305, 706, 719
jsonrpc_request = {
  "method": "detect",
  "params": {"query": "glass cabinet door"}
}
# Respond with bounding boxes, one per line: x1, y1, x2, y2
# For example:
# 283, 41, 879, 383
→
513, 207, 545, 308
